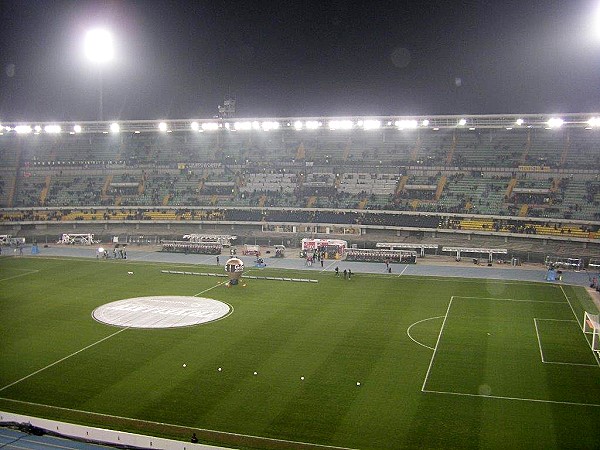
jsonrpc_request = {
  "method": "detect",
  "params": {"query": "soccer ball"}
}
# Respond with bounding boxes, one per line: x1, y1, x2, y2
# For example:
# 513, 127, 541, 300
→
183, 364, 187, 368
253, 371, 257, 375
356, 381, 361, 386
218, 367, 222, 372
300, 376, 304, 381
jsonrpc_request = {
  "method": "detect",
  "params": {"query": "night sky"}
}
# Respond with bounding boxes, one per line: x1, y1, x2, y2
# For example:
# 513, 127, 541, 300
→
1, 0, 600, 121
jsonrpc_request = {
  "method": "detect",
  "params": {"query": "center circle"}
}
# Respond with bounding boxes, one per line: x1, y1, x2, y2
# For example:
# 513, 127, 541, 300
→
92, 296, 231, 329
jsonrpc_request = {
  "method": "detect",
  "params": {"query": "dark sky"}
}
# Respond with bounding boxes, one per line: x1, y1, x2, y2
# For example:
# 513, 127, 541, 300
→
1, 0, 600, 121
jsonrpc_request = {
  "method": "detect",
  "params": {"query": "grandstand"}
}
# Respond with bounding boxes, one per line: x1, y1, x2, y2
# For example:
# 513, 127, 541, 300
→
0, 113, 599, 263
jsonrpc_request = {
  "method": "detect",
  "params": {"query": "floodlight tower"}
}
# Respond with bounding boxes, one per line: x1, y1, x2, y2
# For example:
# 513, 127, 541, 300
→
84, 29, 114, 121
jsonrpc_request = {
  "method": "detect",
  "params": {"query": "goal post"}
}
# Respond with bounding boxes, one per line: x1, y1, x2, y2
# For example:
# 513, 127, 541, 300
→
582, 312, 600, 354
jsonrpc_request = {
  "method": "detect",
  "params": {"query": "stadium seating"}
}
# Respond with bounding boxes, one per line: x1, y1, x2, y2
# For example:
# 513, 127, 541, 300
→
0, 117, 599, 247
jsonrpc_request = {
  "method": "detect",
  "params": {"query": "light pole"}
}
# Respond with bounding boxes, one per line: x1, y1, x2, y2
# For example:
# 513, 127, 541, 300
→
84, 29, 113, 121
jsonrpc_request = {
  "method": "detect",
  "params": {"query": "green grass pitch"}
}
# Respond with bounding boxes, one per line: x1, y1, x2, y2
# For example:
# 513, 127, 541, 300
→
1, 256, 599, 449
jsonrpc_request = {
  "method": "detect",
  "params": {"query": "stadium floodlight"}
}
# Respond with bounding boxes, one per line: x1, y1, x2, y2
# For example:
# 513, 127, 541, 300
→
73, 125, 82, 133
110, 122, 120, 133
395, 119, 418, 130
328, 120, 353, 130
587, 117, 600, 128
44, 125, 61, 134
458, 118, 467, 126
158, 122, 168, 132
547, 117, 563, 129
190, 121, 199, 131
261, 121, 280, 131
202, 122, 219, 131
15, 125, 32, 134
421, 119, 430, 127
294, 120, 303, 130
515, 118, 524, 126
234, 121, 252, 131
362, 119, 381, 130
84, 28, 114, 121
84, 29, 114, 64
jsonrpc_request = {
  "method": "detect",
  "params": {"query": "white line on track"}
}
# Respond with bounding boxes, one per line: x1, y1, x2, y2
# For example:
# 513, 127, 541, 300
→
0, 328, 129, 393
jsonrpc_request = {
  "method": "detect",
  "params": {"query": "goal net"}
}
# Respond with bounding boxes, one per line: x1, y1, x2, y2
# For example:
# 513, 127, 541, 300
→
582, 312, 600, 354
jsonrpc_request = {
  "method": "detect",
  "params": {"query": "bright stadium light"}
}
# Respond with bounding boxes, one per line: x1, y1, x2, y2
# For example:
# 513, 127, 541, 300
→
84, 28, 114, 121
44, 125, 61, 134
15, 125, 32, 134
110, 122, 120, 133
190, 121, 199, 131
547, 117, 563, 128
587, 117, 600, 128
202, 122, 219, 131
158, 122, 168, 132
395, 119, 418, 130
234, 121, 252, 131
328, 120, 353, 130
262, 121, 280, 131
84, 29, 114, 64
362, 119, 381, 130
294, 120, 303, 130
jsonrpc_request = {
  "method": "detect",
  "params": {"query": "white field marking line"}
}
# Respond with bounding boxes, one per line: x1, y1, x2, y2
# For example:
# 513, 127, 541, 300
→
0, 399, 360, 450
0, 269, 39, 283
421, 296, 453, 392
406, 316, 444, 350
534, 318, 577, 322
531, 318, 596, 367
0, 328, 129, 393
421, 388, 600, 408
533, 318, 546, 363
454, 295, 565, 304
560, 285, 600, 367
397, 264, 409, 277
541, 360, 598, 367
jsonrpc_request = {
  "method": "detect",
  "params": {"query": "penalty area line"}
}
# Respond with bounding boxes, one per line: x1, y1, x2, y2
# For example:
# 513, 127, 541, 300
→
0, 327, 129, 393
